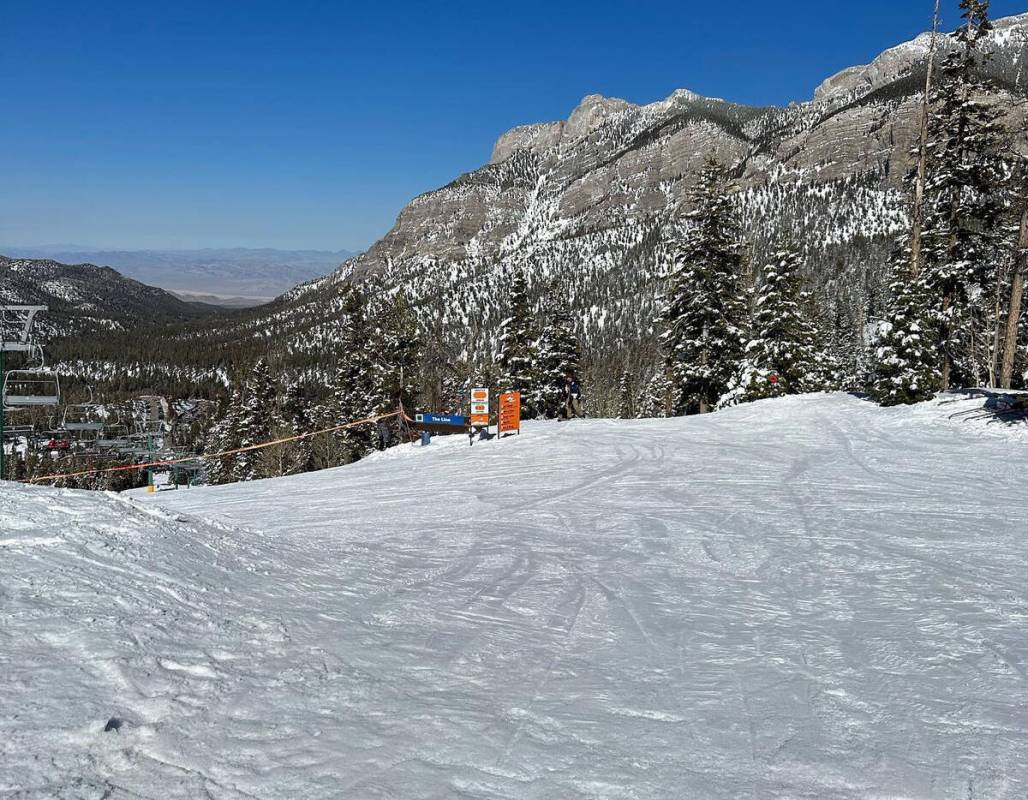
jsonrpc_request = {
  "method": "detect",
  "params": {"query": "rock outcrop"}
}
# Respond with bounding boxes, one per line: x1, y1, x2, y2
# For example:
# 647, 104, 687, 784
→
349, 13, 1027, 282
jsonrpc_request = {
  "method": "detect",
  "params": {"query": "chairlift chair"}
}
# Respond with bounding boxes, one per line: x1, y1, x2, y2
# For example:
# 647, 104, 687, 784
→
2, 346, 60, 409
1, 423, 34, 441
98, 436, 132, 451
3, 370, 61, 409
62, 386, 105, 435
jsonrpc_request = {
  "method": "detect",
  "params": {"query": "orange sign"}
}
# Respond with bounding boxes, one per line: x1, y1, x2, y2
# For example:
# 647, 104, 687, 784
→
470, 387, 490, 427
498, 391, 520, 435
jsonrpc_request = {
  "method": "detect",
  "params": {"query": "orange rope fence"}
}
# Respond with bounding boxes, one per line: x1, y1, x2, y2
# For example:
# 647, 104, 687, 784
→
24, 409, 403, 484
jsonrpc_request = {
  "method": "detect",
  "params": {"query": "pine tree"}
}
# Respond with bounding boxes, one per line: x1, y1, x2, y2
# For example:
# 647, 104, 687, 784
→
496, 268, 539, 417
376, 290, 423, 422
204, 388, 243, 485
658, 157, 748, 414
535, 301, 581, 418
734, 244, 825, 403
920, 0, 1008, 390
870, 256, 941, 405
281, 381, 317, 475
617, 368, 636, 419
821, 299, 862, 391
636, 370, 674, 419
231, 358, 278, 482
332, 285, 379, 463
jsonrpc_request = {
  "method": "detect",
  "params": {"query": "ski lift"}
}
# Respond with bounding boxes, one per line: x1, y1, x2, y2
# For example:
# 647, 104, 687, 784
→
2, 347, 61, 409
98, 435, 132, 451
62, 386, 105, 434
0, 423, 33, 441
96, 423, 132, 450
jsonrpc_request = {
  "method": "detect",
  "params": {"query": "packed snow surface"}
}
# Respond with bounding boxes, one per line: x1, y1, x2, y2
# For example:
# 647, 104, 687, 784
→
3, 394, 1027, 798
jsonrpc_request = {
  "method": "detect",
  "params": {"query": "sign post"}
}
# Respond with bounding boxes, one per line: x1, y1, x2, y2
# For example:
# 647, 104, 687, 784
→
498, 391, 521, 437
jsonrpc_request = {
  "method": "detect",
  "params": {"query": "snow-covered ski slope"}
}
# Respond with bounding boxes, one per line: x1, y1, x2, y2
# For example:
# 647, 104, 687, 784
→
3, 394, 1027, 799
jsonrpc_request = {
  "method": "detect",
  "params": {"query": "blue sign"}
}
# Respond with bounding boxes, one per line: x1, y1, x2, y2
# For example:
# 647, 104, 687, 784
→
415, 413, 467, 426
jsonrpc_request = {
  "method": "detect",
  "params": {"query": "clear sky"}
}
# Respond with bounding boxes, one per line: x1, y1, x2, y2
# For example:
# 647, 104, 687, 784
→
2, 0, 1024, 251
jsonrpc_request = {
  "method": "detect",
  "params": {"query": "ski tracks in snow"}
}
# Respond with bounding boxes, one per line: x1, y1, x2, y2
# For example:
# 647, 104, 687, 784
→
5, 394, 1028, 798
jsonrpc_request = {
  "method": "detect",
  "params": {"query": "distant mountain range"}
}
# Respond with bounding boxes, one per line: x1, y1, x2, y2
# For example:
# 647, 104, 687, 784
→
0, 255, 217, 341
0, 247, 356, 303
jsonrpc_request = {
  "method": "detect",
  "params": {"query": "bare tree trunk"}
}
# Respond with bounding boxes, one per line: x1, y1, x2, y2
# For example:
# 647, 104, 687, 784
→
989, 275, 1003, 387
910, 0, 941, 279
1000, 203, 1028, 388
940, 290, 954, 391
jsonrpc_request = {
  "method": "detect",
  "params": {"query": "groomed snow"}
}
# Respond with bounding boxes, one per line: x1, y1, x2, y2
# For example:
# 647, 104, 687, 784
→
3, 393, 1027, 798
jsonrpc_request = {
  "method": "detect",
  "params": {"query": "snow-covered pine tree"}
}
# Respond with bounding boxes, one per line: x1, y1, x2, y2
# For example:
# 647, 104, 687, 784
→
281, 381, 318, 475
231, 358, 279, 482
616, 368, 636, 419
376, 290, 423, 421
496, 268, 539, 417
332, 285, 379, 463
733, 243, 826, 403
824, 292, 874, 392
635, 369, 674, 419
920, 0, 1008, 390
658, 156, 748, 414
870, 252, 941, 406
204, 388, 242, 485
535, 301, 581, 418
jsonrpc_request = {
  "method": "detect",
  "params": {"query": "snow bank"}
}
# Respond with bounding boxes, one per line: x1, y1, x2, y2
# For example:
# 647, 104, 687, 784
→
3, 393, 1027, 798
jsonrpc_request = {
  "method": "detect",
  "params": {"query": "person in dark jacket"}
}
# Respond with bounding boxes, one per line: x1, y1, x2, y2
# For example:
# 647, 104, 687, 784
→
563, 373, 583, 419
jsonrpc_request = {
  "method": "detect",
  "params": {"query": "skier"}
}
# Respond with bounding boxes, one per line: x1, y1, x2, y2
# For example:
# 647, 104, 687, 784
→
562, 373, 583, 419
376, 420, 393, 450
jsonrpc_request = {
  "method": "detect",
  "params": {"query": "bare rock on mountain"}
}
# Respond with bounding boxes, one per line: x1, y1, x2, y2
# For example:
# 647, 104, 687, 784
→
564, 94, 639, 141
491, 121, 565, 164
814, 12, 1028, 103
352, 12, 1028, 284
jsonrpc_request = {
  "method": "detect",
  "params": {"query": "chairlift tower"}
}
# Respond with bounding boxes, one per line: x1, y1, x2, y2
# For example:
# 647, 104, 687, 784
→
1, 306, 53, 478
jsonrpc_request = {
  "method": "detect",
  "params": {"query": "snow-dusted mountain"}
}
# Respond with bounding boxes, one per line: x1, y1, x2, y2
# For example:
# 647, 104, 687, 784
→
241, 12, 1028, 402
4, 394, 1028, 796
2, 247, 356, 302
0, 255, 218, 340
349, 13, 1025, 272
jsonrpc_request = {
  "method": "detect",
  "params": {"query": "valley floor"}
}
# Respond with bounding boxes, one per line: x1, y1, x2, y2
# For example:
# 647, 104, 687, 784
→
2, 394, 1027, 798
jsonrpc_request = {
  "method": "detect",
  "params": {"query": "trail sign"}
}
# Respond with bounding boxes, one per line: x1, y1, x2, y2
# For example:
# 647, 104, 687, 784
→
415, 412, 467, 426
470, 387, 490, 427
498, 391, 520, 435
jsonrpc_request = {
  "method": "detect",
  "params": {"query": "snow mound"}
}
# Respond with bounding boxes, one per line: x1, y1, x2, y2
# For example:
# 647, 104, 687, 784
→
4, 394, 1028, 798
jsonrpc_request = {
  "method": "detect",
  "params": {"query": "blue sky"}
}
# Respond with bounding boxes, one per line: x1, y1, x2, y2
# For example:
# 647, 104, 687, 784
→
2, 0, 1023, 251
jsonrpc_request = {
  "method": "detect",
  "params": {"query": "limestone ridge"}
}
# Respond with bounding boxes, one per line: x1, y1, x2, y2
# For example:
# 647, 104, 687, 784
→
814, 11, 1028, 102
343, 12, 1026, 283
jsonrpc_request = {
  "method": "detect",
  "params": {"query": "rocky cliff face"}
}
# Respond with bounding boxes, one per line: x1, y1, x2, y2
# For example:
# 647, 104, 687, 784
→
351, 13, 1026, 283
